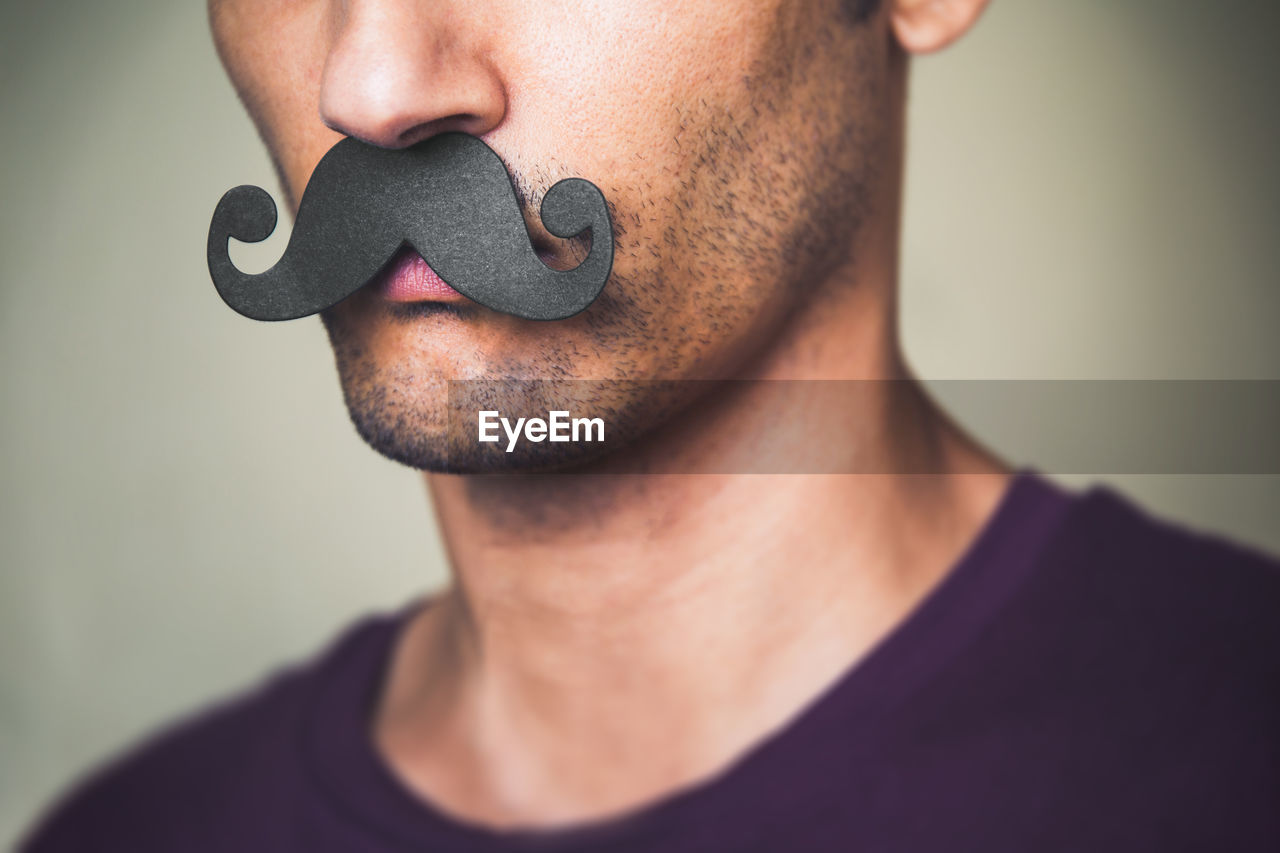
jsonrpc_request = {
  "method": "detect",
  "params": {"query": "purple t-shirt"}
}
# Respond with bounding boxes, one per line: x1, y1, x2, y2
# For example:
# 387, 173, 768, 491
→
21, 473, 1280, 851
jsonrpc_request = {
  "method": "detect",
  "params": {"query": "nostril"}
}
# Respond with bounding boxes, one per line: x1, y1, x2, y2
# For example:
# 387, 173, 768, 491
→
395, 114, 479, 148
402, 111, 502, 147
395, 124, 431, 148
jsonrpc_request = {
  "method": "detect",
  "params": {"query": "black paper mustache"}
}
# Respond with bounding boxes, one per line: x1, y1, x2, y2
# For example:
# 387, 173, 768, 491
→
207, 133, 614, 322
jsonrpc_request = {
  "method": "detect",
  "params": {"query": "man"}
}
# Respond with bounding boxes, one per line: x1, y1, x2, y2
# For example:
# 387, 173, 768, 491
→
23, 0, 1280, 850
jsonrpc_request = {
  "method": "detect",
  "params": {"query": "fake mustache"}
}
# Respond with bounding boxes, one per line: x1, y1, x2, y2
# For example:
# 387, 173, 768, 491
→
207, 133, 614, 322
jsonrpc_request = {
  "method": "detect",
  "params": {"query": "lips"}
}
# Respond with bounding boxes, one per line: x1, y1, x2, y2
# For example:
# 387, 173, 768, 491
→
374, 241, 566, 305
376, 247, 464, 303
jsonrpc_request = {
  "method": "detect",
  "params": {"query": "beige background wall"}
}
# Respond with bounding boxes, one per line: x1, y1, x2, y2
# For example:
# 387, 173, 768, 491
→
2, 0, 1277, 844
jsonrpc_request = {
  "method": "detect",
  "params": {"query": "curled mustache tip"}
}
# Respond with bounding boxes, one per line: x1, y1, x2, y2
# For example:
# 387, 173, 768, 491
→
206, 185, 292, 321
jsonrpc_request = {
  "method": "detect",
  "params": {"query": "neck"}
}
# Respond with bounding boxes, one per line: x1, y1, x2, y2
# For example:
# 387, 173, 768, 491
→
375, 249, 1009, 827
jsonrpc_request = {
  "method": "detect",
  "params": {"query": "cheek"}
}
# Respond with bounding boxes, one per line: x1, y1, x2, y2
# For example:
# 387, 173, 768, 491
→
505, 2, 775, 182
212, 0, 338, 207
499, 4, 789, 322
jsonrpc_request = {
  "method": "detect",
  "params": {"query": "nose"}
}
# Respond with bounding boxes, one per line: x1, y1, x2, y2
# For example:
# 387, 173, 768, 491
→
318, 0, 507, 148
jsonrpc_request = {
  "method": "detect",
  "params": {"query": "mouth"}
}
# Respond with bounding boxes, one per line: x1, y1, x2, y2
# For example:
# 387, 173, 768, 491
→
376, 247, 464, 304
374, 240, 563, 306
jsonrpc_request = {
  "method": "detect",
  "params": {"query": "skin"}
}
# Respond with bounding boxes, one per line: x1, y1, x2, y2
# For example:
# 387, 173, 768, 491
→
211, 0, 998, 830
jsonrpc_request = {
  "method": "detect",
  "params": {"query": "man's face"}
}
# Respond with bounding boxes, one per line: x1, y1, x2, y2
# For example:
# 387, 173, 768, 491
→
210, 0, 890, 472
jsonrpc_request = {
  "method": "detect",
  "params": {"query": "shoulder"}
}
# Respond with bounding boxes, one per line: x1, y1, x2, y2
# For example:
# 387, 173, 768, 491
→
1048, 481, 1280, 644
18, 611, 404, 852
1017, 480, 1280, 756
920, 479, 1280, 841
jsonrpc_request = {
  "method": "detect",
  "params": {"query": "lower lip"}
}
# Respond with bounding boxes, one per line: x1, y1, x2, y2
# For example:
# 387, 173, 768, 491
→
377, 250, 465, 303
